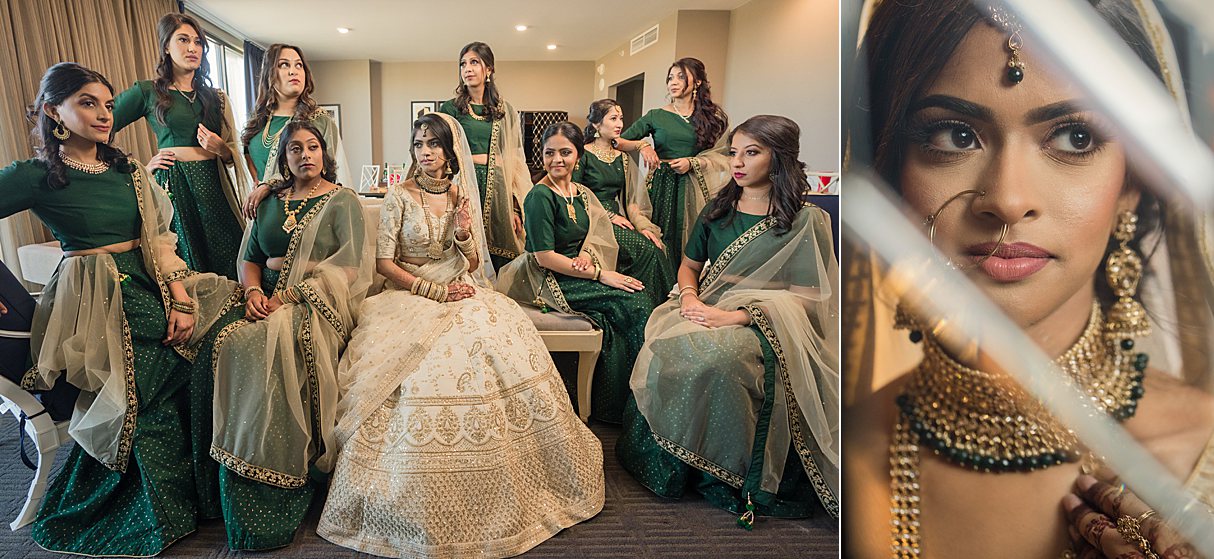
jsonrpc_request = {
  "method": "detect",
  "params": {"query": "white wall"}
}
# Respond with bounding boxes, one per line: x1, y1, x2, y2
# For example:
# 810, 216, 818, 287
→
309, 60, 374, 169
723, 0, 838, 171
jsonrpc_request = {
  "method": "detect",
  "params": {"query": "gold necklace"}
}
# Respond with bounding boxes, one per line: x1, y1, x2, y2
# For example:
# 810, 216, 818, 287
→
889, 302, 1148, 558
174, 85, 198, 104
261, 115, 288, 149
466, 101, 501, 122
281, 180, 323, 232
672, 102, 693, 124
416, 169, 452, 194
60, 153, 109, 174
585, 142, 621, 164
418, 189, 454, 259
544, 177, 580, 223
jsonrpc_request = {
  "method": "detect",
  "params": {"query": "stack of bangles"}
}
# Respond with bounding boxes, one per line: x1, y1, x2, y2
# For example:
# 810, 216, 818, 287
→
169, 298, 197, 314
411, 278, 449, 302
454, 231, 477, 260
279, 285, 305, 305
679, 285, 699, 300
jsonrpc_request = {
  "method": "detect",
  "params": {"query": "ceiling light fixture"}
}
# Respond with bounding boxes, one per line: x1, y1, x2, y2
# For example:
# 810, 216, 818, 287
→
547, 44, 557, 50
515, 24, 528, 31
337, 27, 350, 34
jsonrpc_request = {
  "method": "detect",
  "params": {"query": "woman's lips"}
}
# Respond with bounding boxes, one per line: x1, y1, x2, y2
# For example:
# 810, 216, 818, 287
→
967, 242, 1053, 282
734, 172, 746, 179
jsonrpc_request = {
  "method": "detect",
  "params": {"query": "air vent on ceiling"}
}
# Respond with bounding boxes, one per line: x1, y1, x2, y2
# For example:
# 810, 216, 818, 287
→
630, 24, 659, 56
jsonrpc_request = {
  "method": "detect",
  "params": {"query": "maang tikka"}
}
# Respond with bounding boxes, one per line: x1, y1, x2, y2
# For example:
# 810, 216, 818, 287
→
988, 6, 1026, 85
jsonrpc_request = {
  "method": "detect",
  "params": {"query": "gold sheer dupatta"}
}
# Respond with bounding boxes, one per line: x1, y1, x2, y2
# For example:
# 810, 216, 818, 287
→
480, 99, 531, 261
629, 204, 840, 516
627, 136, 732, 246
23, 165, 242, 473
211, 188, 373, 486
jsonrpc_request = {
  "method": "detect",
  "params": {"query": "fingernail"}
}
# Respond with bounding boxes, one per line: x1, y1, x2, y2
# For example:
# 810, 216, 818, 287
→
1062, 493, 1082, 511
1076, 474, 1096, 491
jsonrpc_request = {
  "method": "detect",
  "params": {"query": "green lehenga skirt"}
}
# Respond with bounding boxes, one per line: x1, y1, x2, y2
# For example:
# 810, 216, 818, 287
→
211, 269, 318, 551
154, 160, 242, 279
555, 275, 652, 423
648, 165, 687, 271
475, 163, 515, 272
616, 325, 820, 519
613, 224, 676, 309
31, 248, 213, 556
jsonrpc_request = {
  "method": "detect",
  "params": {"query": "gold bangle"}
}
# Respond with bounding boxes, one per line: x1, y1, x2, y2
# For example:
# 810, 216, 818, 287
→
243, 285, 264, 301
592, 264, 602, 281
455, 233, 477, 256
170, 299, 196, 314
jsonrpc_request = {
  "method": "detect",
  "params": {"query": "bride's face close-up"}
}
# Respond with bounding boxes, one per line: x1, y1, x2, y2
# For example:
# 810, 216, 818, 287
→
899, 22, 1138, 330
412, 125, 448, 177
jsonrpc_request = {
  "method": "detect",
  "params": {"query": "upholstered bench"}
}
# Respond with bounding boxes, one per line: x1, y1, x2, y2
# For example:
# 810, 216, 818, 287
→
520, 306, 602, 421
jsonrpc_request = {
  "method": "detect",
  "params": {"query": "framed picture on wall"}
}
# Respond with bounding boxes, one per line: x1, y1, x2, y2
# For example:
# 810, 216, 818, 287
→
319, 104, 342, 136
410, 101, 438, 119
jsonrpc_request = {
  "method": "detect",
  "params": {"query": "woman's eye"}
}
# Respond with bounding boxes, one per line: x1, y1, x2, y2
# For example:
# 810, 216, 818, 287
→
924, 123, 980, 152
1047, 124, 1098, 154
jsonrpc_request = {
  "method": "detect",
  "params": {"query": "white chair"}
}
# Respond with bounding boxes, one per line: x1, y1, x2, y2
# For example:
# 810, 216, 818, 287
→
359, 164, 381, 192
0, 255, 71, 530
0, 374, 70, 530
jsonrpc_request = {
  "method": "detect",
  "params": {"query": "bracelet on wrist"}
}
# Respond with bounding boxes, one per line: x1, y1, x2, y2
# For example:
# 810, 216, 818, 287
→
170, 298, 196, 314
592, 264, 602, 282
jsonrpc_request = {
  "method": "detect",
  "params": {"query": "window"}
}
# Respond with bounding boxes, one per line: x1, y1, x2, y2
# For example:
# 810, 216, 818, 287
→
204, 37, 248, 129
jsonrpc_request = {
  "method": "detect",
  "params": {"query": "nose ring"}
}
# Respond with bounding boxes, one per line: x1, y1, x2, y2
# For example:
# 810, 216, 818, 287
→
924, 189, 1009, 270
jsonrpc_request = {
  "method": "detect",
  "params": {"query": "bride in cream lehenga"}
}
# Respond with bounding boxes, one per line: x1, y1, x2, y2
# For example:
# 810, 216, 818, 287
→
317, 111, 605, 558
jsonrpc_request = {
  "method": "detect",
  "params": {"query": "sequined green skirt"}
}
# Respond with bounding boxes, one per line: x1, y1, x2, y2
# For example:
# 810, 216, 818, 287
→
616, 326, 818, 519
31, 249, 205, 556
648, 165, 687, 271
614, 225, 676, 309
555, 275, 652, 423
154, 160, 242, 279
212, 267, 317, 550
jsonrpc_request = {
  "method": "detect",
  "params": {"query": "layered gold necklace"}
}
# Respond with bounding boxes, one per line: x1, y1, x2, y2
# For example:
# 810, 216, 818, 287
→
890, 302, 1148, 558
281, 180, 322, 232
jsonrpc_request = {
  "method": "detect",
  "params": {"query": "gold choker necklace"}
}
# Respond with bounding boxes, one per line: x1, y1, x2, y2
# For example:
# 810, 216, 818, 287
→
889, 301, 1148, 558
61, 154, 109, 174
416, 170, 452, 194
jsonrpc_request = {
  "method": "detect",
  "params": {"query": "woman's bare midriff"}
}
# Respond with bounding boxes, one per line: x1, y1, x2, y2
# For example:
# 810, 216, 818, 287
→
265, 257, 284, 271
163, 146, 215, 161
471, 154, 488, 166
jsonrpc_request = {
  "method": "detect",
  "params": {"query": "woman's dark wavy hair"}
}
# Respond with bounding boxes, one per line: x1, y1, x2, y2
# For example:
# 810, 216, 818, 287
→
453, 42, 504, 121
410, 112, 462, 178
668, 57, 728, 152
583, 99, 621, 144
270, 121, 337, 195
26, 62, 134, 189
706, 115, 807, 235
241, 44, 320, 150
859, 0, 1165, 307
153, 13, 222, 131
540, 121, 585, 160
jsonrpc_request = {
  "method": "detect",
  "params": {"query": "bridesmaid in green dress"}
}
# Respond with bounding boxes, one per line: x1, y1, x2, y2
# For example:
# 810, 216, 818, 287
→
615, 57, 730, 271
617, 116, 840, 525
112, 13, 248, 279
239, 43, 350, 218
439, 41, 531, 272
210, 121, 372, 550
574, 99, 675, 307
498, 122, 657, 423
9, 63, 243, 557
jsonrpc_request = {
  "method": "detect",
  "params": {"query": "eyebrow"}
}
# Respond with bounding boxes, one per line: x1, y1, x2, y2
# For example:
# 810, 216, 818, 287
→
909, 95, 994, 121
1025, 100, 1086, 124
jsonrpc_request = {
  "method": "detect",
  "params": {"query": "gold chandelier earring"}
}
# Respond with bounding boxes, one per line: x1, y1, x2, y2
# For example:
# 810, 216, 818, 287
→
1104, 209, 1151, 341
52, 120, 70, 140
